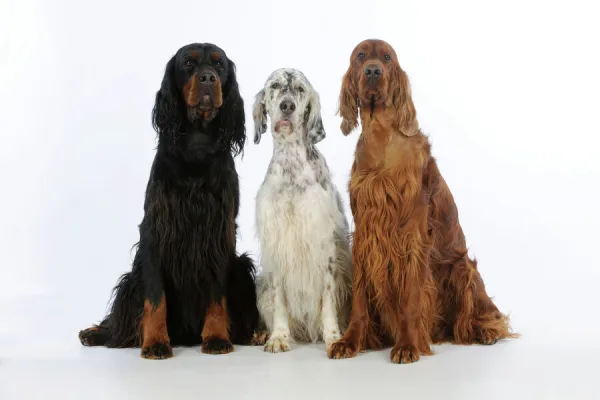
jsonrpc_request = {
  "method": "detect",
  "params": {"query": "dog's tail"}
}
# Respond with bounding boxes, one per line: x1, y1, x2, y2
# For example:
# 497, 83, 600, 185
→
227, 253, 260, 345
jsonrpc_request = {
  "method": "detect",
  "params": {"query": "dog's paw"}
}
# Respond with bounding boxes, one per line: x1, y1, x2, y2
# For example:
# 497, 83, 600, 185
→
390, 345, 420, 364
327, 340, 358, 359
264, 336, 291, 353
250, 331, 270, 346
324, 330, 342, 351
202, 337, 234, 355
141, 342, 173, 360
475, 328, 501, 345
78, 326, 108, 347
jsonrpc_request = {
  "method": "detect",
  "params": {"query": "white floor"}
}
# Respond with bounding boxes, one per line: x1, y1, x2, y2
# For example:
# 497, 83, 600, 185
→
1, 293, 599, 400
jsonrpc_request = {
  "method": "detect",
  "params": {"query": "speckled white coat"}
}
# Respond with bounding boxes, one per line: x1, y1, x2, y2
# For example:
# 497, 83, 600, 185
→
252, 68, 353, 352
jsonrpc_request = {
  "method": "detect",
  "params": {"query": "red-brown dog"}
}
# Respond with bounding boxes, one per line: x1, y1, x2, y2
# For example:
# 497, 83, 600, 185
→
328, 39, 517, 364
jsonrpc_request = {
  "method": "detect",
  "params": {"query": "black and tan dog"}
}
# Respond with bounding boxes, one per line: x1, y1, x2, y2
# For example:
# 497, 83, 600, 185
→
78, 43, 259, 359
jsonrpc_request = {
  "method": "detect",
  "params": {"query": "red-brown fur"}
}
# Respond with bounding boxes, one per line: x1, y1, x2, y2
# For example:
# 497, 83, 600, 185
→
328, 39, 518, 364
140, 295, 172, 359
201, 298, 233, 354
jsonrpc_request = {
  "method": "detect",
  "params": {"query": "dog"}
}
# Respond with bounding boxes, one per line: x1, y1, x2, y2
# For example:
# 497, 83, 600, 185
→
251, 68, 353, 353
78, 43, 259, 359
328, 39, 517, 364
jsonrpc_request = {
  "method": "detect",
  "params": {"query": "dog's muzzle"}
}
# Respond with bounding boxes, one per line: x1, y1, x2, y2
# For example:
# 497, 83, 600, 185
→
185, 67, 221, 111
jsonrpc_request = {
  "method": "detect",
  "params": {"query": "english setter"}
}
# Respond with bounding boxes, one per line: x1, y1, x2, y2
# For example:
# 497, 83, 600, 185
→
252, 68, 353, 353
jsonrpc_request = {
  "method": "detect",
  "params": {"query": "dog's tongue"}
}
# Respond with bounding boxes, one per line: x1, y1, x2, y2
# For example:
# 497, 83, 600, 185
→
274, 120, 292, 133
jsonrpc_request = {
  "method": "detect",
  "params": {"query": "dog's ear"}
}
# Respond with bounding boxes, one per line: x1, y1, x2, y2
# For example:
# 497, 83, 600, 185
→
215, 59, 246, 156
338, 64, 358, 136
252, 89, 267, 144
390, 63, 419, 137
152, 55, 183, 144
306, 91, 326, 144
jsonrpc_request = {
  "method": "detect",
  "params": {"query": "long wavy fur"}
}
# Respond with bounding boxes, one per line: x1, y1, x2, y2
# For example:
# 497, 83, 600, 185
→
329, 39, 517, 363
79, 44, 258, 352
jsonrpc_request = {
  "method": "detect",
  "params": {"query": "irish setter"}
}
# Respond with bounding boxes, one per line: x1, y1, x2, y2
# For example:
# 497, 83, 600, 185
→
328, 39, 517, 364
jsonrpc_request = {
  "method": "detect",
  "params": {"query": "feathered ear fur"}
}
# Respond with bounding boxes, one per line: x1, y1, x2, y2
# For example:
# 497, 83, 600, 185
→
214, 59, 246, 156
151, 56, 183, 145
306, 91, 326, 144
337, 65, 359, 136
252, 89, 267, 144
390, 63, 419, 137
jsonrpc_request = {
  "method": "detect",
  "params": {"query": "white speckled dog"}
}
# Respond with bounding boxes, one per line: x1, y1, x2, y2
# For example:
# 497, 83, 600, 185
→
252, 68, 353, 353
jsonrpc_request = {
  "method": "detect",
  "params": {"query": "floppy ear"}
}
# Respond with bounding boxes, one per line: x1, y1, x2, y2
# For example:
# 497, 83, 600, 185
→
306, 91, 326, 144
337, 65, 359, 136
252, 89, 267, 144
390, 63, 419, 137
215, 59, 246, 156
151, 55, 183, 145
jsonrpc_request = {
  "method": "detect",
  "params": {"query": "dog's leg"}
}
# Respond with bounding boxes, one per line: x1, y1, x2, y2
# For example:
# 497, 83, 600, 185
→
388, 230, 435, 364
322, 261, 342, 351
140, 294, 172, 359
264, 282, 291, 353
202, 298, 234, 354
328, 276, 368, 359
448, 255, 518, 345
140, 230, 172, 360
388, 287, 425, 364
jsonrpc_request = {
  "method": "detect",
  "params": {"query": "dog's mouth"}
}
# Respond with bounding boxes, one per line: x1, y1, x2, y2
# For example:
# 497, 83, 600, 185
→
274, 119, 293, 133
187, 93, 219, 121
189, 93, 215, 111
365, 88, 384, 102
360, 90, 385, 111
196, 94, 213, 111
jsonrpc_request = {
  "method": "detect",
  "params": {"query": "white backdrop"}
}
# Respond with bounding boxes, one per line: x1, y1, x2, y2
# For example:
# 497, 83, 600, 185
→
1, 0, 600, 385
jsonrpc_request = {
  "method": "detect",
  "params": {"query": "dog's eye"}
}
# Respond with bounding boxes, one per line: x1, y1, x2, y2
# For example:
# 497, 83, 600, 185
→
357, 53, 365, 60
384, 54, 391, 62
184, 60, 193, 68
271, 83, 280, 89
214, 61, 222, 69
297, 86, 304, 93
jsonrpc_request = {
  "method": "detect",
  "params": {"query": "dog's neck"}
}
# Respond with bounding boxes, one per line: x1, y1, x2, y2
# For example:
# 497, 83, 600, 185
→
172, 120, 225, 162
356, 106, 427, 172
269, 128, 318, 167
272, 129, 310, 151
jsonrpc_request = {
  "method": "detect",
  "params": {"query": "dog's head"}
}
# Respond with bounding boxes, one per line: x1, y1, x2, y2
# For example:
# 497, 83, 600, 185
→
152, 43, 245, 155
338, 39, 417, 137
252, 68, 325, 145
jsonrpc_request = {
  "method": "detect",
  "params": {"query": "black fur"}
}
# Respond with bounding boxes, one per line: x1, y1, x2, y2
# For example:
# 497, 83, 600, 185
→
78, 43, 259, 353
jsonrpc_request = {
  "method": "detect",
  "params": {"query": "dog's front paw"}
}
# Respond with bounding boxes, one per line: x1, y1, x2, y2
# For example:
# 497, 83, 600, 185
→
390, 345, 420, 364
141, 342, 173, 360
264, 336, 291, 353
327, 340, 358, 359
324, 330, 342, 351
202, 337, 234, 355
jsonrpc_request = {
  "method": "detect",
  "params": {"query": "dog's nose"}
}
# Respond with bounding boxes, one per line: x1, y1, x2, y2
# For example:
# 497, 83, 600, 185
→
280, 100, 296, 115
199, 71, 217, 85
364, 65, 382, 81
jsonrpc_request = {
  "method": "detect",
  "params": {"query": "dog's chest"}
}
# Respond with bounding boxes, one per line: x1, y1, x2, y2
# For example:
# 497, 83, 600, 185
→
150, 176, 235, 241
262, 151, 319, 199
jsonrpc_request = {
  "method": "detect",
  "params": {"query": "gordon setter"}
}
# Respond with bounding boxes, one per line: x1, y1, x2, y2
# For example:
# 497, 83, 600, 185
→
78, 43, 259, 359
